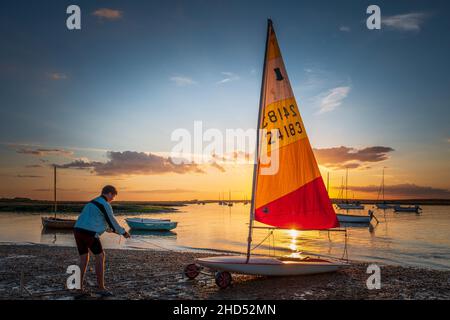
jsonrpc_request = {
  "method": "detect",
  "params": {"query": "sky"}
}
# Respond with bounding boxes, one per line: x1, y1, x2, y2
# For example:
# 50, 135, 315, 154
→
0, 0, 449, 201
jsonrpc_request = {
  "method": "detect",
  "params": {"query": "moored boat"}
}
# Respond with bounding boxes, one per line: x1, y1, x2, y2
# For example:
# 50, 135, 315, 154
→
376, 202, 394, 209
394, 205, 421, 213
41, 166, 76, 230
125, 217, 177, 231
336, 202, 365, 210
41, 217, 76, 229
375, 168, 394, 210
336, 211, 372, 224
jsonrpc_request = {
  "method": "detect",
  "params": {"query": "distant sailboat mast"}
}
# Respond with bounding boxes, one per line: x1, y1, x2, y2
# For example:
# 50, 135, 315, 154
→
345, 167, 349, 203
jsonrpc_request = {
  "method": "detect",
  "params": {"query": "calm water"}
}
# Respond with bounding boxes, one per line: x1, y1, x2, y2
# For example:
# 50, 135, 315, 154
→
0, 204, 449, 270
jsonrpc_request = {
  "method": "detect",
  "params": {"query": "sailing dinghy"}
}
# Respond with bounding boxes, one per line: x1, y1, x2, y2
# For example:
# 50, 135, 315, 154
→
185, 20, 348, 288
41, 166, 77, 229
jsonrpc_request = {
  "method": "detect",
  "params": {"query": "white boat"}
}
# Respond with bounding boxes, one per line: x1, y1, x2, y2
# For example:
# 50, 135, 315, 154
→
394, 205, 421, 213
336, 203, 365, 210
335, 169, 364, 210
195, 255, 346, 276
125, 217, 177, 231
185, 20, 347, 288
336, 212, 372, 224
375, 168, 394, 210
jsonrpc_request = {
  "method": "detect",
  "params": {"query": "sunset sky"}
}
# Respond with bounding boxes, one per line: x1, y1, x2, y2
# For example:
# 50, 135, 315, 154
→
1, 0, 449, 201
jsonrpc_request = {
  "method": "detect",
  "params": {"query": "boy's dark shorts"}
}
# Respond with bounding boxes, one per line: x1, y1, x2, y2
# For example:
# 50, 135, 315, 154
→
73, 228, 103, 255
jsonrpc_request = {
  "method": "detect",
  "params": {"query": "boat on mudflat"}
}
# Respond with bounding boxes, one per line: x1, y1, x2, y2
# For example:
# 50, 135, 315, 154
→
185, 19, 348, 289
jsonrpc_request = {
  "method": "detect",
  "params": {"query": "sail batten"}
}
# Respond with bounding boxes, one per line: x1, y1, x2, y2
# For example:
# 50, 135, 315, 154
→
253, 20, 338, 230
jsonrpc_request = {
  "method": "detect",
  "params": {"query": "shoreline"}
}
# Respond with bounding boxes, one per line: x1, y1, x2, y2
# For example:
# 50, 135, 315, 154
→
0, 244, 449, 300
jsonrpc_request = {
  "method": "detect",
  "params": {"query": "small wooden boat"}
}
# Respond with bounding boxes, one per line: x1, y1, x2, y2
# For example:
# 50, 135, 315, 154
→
41, 217, 76, 229
41, 166, 76, 230
125, 217, 177, 231
394, 205, 421, 213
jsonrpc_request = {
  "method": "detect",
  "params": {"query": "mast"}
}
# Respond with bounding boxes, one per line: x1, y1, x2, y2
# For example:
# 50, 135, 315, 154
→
246, 18, 271, 263
345, 167, 348, 203
382, 167, 385, 202
326, 172, 330, 194
53, 165, 57, 218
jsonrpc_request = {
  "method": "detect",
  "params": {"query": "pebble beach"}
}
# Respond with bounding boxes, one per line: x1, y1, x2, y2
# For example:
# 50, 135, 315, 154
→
0, 244, 448, 300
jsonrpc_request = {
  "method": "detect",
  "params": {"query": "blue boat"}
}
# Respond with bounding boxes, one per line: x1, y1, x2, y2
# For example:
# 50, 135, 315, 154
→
125, 217, 178, 231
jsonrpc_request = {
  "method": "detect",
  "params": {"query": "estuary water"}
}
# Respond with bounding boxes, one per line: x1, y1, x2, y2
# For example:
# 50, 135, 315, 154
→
0, 204, 449, 270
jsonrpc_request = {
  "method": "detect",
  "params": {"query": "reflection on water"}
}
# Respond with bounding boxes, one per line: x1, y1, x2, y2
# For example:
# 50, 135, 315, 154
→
0, 204, 449, 270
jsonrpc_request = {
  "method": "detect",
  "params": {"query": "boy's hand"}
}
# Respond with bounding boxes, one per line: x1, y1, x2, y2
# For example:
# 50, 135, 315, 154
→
123, 231, 131, 239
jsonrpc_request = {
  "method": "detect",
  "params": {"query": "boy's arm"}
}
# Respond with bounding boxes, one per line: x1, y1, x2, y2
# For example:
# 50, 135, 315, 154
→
104, 203, 126, 235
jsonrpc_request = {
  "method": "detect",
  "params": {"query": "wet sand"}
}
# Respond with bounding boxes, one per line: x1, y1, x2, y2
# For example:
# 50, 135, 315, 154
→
0, 244, 448, 300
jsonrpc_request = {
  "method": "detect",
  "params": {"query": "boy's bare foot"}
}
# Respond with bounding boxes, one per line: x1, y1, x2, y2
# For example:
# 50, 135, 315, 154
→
96, 288, 114, 297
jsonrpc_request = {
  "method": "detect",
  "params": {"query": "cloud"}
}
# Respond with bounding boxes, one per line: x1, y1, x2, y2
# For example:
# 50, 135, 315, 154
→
25, 164, 43, 168
92, 8, 123, 20
339, 26, 351, 32
47, 72, 67, 80
382, 12, 430, 31
313, 146, 394, 169
217, 72, 240, 84
16, 148, 74, 157
316, 86, 350, 114
58, 151, 204, 176
170, 76, 197, 86
33, 188, 81, 192
348, 184, 450, 199
16, 174, 44, 178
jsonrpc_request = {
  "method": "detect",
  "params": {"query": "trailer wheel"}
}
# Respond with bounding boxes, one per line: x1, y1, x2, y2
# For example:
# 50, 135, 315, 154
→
215, 271, 232, 289
184, 263, 200, 279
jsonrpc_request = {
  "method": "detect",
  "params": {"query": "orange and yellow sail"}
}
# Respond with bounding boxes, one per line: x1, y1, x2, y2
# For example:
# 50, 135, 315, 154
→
254, 20, 338, 230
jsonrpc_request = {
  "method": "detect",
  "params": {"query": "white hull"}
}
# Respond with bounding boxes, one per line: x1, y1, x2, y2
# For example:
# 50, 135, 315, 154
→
336, 213, 371, 223
195, 255, 347, 276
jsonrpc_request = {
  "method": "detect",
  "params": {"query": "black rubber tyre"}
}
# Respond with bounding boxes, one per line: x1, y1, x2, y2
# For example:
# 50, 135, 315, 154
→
215, 271, 232, 288
184, 263, 200, 279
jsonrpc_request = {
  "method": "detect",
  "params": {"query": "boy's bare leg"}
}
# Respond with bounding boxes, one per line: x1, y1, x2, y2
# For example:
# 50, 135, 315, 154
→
95, 252, 106, 290
79, 253, 89, 291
